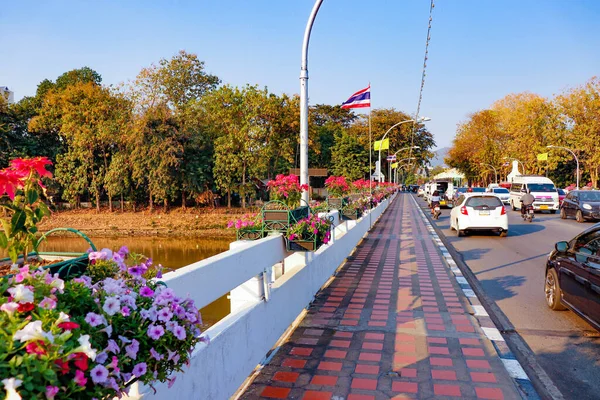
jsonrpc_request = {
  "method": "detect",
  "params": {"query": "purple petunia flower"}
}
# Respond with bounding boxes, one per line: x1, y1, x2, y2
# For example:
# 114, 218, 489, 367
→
147, 324, 164, 340
121, 306, 130, 317
85, 312, 105, 327
150, 347, 163, 361
168, 377, 177, 388
157, 307, 173, 322
173, 325, 186, 340
103, 297, 121, 316
125, 339, 139, 360
132, 362, 147, 377
107, 377, 120, 392
128, 266, 144, 277
105, 339, 120, 354
173, 304, 186, 319
90, 365, 109, 384
140, 286, 155, 298
95, 352, 108, 364
167, 349, 180, 363
165, 321, 178, 333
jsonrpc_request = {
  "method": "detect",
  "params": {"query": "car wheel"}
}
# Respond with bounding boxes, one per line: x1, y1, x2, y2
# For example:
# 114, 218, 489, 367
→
511, 201, 516, 211
545, 268, 566, 311
456, 220, 464, 237
576, 210, 584, 223
499, 230, 508, 237
560, 207, 567, 219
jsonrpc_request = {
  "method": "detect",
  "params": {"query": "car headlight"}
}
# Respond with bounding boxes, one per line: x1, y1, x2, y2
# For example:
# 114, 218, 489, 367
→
583, 203, 592, 210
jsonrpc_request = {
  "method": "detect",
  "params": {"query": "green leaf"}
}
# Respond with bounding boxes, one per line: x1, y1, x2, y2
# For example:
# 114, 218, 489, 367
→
0, 219, 11, 237
8, 247, 18, 263
11, 210, 26, 232
0, 232, 6, 248
26, 189, 38, 205
37, 202, 51, 218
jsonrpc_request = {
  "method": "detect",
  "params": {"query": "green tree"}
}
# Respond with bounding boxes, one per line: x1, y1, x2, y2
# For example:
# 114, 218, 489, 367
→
330, 131, 369, 181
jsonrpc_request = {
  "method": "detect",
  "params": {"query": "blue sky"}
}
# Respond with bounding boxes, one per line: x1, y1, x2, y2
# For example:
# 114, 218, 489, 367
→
1, 0, 599, 149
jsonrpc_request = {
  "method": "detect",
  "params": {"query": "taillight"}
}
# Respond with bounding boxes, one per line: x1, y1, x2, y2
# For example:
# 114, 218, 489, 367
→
501, 206, 506, 215
460, 206, 468, 215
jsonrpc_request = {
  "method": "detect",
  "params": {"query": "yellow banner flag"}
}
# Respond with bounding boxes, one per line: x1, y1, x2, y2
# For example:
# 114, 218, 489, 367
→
374, 138, 389, 151
391, 162, 399, 168
537, 153, 548, 161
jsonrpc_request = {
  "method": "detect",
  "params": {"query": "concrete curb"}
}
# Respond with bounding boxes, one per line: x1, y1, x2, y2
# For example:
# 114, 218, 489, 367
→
409, 195, 563, 400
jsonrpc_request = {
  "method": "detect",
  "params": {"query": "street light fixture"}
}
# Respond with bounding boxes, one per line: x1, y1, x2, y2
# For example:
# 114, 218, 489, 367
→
378, 117, 430, 183
393, 146, 420, 156
547, 145, 580, 189
480, 163, 498, 184
389, 157, 416, 185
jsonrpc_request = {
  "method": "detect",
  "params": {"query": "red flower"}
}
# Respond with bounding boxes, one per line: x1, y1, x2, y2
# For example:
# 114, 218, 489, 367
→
70, 352, 89, 371
55, 359, 70, 375
10, 157, 53, 179
25, 340, 47, 356
58, 321, 80, 330
0, 168, 24, 200
17, 302, 35, 313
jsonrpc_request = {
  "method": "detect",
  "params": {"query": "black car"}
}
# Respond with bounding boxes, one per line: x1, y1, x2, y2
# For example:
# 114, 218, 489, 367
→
560, 190, 600, 222
545, 224, 600, 330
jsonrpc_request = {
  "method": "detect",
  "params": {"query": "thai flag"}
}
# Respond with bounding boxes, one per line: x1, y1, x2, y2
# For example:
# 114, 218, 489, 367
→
341, 86, 371, 109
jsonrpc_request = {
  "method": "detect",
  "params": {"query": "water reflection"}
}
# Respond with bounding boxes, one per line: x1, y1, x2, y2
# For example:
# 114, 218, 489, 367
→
3, 235, 235, 329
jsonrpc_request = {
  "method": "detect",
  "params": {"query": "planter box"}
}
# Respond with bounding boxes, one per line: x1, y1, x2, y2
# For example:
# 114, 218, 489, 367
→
349, 194, 363, 202
262, 206, 309, 232
286, 238, 320, 252
341, 208, 363, 221
326, 197, 347, 210
236, 229, 265, 241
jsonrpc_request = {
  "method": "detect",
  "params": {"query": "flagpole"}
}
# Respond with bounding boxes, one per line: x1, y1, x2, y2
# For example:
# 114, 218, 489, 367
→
369, 106, 372, 196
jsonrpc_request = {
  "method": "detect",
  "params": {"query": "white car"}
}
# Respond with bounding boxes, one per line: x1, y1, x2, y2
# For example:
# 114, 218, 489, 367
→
417, 187, 425, 197
450, 193, 508, 237
490, 187, 510, 205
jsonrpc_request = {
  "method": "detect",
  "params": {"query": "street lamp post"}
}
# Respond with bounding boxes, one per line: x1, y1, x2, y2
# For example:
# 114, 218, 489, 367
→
393, 159, 415, 184
547, 145, 580, 189
388, 149, 418, 186
299, 0, 324, 206
480, 163, 498, 184
378, 118, 429, 183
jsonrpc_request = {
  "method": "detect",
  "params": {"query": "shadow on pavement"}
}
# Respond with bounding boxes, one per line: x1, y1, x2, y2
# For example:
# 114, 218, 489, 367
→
457, 247, 492, 261
479, 275, 526, 301
475, 253, 548, 275
508, 223, 545, 236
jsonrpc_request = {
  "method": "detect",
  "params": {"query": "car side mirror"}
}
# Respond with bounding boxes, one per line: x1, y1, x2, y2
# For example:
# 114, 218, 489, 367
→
555, 241, 569, 253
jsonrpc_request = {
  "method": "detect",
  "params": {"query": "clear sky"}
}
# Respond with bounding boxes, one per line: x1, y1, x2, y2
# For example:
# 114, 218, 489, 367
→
2, 0, 599, 149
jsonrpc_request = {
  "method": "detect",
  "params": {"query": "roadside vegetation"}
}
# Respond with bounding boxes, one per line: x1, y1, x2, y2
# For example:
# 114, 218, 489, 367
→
0, 51, 435, 214
445, 77, 600, 188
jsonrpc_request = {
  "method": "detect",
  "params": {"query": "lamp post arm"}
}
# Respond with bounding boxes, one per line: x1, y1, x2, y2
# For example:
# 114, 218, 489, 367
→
378, 119, 414, 183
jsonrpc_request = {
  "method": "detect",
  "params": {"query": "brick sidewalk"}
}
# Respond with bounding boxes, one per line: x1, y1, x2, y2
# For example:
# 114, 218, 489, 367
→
239, 195, 520, 399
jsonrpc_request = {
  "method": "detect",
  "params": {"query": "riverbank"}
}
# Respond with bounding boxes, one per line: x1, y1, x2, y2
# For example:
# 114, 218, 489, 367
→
37, 208, 255, 238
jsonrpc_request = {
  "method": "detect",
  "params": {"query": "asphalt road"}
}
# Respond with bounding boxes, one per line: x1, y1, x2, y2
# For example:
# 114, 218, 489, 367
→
416, 195, 600, 400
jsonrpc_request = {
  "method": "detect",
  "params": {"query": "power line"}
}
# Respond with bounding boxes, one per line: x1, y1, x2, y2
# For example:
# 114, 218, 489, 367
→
409, 0, 435, 175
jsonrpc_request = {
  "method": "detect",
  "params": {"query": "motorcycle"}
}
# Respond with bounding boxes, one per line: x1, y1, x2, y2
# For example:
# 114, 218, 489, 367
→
521, 204, 535, 222
432, 204, 441, 220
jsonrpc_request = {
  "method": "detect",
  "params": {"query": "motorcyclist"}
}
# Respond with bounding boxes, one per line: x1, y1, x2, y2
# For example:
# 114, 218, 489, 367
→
520, 189, 535, 215
430, 190, 441, 214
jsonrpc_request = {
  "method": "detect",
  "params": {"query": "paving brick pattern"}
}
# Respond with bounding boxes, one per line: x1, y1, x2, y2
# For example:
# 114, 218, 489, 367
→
240, 195, 519, 399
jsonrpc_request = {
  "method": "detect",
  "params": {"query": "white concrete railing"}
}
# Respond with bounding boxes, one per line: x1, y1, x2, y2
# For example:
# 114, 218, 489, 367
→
133, 194, 395, 400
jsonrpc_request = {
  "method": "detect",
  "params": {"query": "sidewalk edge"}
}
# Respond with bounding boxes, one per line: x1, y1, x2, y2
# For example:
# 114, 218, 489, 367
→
410, 195, 563, 400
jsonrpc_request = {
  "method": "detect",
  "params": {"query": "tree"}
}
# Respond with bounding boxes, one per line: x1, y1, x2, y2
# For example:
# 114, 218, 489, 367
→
330, 131, 369, 181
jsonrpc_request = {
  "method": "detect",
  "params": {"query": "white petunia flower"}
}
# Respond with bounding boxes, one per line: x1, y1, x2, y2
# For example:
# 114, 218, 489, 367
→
13, 321, 53, 343
72, 334, 97, 361
2, 378, 22, 400
7, 285, 34, 304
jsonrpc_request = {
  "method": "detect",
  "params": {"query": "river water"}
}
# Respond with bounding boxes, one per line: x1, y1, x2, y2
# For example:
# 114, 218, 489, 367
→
3, 235, 234, 329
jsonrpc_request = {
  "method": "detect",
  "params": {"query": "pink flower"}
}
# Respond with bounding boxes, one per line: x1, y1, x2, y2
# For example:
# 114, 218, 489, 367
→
39, 297, 57, 310
45, 386, 59, 400
74, 370, 87, 387
140, 286, 154, 298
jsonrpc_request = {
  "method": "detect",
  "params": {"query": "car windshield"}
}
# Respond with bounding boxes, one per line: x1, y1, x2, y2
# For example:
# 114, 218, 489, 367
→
466, 196, 502, 208
493, 188, 509, 194
579, 191, 600, 202
471, 188, 486, 193
528, 183, 556, 192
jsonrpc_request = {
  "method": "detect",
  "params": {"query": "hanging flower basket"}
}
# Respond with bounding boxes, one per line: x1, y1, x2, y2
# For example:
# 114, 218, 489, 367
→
285, 214, 332, 252
236, 228, 265, 241
227, 214, 265, 241
326, 197, 347, 210
261, 201, 309, 232
286, 237, 321, 252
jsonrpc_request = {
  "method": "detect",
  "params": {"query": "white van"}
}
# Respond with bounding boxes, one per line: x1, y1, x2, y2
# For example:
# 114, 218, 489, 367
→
509, 175, 559, 212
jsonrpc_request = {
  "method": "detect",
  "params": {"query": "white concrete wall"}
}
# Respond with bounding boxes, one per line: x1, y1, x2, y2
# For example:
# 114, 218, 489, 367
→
133, 195, 394, 400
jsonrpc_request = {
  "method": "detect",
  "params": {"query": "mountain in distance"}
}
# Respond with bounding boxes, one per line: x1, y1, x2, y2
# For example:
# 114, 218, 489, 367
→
430, 147, 450, 167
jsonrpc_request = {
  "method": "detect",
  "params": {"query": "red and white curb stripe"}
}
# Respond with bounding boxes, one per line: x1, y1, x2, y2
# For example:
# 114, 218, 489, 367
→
410, 196, 538, 399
